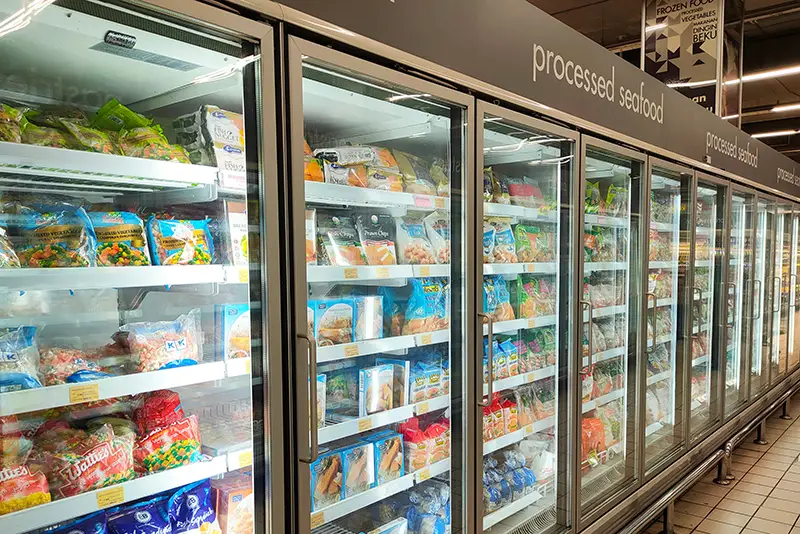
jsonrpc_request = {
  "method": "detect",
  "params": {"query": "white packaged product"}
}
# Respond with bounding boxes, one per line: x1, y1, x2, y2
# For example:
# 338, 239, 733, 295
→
424, 211, 451, 264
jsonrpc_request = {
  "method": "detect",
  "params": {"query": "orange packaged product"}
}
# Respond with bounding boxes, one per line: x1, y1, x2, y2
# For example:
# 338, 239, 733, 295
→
490, 397, 504, 439
316, 213, 367, 266
304, 158, 324, 183
482, 406, 494, 442
581, 417, 606, 472
212, 472, 253, 534
305, 209, 317, 265
500, 398, 519, 434
425, 422, 449, 463
323, 161, 368, 188
399, 419, 429, 472
355, 213, 397, 266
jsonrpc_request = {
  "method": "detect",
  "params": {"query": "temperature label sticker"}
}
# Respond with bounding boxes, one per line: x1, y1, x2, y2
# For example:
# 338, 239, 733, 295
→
69, 383, 99, 404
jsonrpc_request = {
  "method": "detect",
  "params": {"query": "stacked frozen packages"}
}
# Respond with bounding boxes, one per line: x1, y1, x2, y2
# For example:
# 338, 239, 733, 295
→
483, 167, 556, 212
483, 217, 556, 264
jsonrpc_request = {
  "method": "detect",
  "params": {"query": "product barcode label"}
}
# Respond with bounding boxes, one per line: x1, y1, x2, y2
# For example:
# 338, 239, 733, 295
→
344, 268, 358, 279
344, 345, 360, 358
310, 512, 324, 528
96, 486, 125, 508
70, 384, 99, 404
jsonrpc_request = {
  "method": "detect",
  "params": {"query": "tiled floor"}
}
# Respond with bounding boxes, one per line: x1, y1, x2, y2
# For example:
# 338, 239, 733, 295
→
645, 402, 800, 534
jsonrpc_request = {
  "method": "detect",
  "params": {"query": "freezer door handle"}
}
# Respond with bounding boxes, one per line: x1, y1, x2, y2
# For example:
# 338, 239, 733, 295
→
646, 292, 657, 353
774, 276, 783, 313
727, 282, 737, 327
754, 279, 762, 320
297, 332, 319, 464
791, 275, 798, 308
478, 313, 493, 407
693, 287, 704, 333
581, 301, 594, 375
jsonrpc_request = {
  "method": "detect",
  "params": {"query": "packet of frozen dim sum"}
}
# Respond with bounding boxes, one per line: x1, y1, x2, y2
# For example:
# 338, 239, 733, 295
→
396, 216, 436, 265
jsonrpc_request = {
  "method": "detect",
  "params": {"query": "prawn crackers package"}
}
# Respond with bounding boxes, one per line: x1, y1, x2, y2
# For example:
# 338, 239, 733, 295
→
342, 442, 375, 498
119, 309, 201, 372
359, 364, 394, 416
316, 212, 367, 266
310, 448, 343, 511
403, 278, 449, 334
168, 479, 222, 534
146, 217, 214, 265
133, 414, 203, 474
396, 216, 436, 265
15, 207, 96, 267
367, 431, 404, 485
308, 299, 355, 346
90, 212, 150, 266
356, 213, 397, 265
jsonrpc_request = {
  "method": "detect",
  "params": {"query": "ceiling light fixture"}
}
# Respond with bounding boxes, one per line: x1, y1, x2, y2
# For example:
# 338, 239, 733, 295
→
645, 23, 667, 32
722, 114, 739, 120
771, 103, 800, 113
667, 79, 716, 89
0, 0, 55, 38
387, 93, 431, 102
752, 130, 798, 139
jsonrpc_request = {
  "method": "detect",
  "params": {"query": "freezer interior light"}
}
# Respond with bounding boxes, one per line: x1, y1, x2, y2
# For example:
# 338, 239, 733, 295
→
771, 103, 800, 113
192, 55, 260, 84
387, 93, 431, 102
0, 0, 54, 38
722, 114, 739, 120
751, 130, 798, 139
645, 23, 667, 32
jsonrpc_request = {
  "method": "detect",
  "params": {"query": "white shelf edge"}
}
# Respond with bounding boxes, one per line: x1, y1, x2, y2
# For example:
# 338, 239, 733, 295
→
484, 262, 557, 275
584, 305, 626, 320
485, 203, 556, 222
483, 490, 544, 530
584, 214, 628, 227
582, 389, 625, 413
305, 181, 448, 211
693, 355, 710, 367
307, 264, 413, 283
486, 366, 557, 395
645, 422, 664, 437
483, 315, 557, 336
317, 335, 417, 363
647, 371, 672, 386
585, 262, 627, 272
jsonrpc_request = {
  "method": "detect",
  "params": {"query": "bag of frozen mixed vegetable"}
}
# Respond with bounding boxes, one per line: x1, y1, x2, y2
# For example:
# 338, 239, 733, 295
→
585, 181, 602, 214
396, 216, 436, 265
515, 224, 555, 263
39, 347, 113, 386
0, 104, 24, 143
25, 106, 89, 128
605, 185, 628, 217
15, 206, 96, 268
491, 171, 510, 205
91, 98, 152, 131
0, 224, 19, 268
0, 437, 50, 516
119, 126, 190, 163
0, 327, 41, 393
316, 212, 367, 266
133, 414, 203, 474
20, 123, 71, 149
146, 216, 214, 265
118, 309, 201, 373
90, 212, 150, 266
60, 119, 119, 154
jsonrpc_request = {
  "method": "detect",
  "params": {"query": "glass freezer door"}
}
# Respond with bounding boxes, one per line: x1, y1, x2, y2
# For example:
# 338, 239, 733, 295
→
790, 211, 800, 372
287, 37, 471, 534
476, 102, 577, 534
689, 180, 726, 437
0, 2, 276, 534
752, 199, 775, 397
773, 203, 793, 382
579, 138, 643, 521
725, 189, 755, 417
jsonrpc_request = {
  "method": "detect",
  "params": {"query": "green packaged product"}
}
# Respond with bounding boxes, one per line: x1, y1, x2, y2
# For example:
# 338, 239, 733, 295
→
119, 127, 190, 163
0, 104, 24, 143
21, 123, 71, 149
585, 181, 602, 214
60, 120, 118, 154
25, 106, 89, 128
91, 98, 152, 131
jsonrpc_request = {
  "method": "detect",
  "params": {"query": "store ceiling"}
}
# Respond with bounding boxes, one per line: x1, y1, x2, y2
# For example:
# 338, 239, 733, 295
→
529, 0, 800, 161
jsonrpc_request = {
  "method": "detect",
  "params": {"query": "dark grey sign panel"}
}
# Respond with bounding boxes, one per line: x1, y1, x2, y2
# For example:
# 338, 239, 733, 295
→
277, 0, 800, 198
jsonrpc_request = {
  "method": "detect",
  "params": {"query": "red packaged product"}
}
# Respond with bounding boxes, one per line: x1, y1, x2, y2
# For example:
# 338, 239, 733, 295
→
134, 390, 185, 435
581, 418, 606, 473
424, 422, 449, 463
0, 463, 51, 515
133, 414, 203, 474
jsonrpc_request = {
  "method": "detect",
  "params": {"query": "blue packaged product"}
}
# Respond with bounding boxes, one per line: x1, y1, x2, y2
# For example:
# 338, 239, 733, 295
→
310, 448, 343, 511
168, 479, 221, 534
505, 469, 526, 500
16, 207, 96, 267
108, 497, 171, 534
359, 363, 394, 416
307, 298, 355, 347
497, 478, 512, 505
482, 276, 497, 316
417, 515, 446, 534
403, 278, 449, 335
214, 303, 251, 360
0, 326, 41, 392
483, 485, 502, 513
409, 362, 429, 404
520, 467, 537, 493
341, 441, 375, 498
147, 217, 214, 265
90, 212, 151, 267
49, 512, 107, 534
67, 369, 114, 383
500, 339, 519, 376
367, 431, 404, 485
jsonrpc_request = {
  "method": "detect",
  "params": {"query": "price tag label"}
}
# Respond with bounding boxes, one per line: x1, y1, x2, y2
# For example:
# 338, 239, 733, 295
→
237, 450, 253, 468
344, 268, 358, 280
358, 418, 373, 432
310, 512, 325, 529
418, 266, 431, 277
524, 424, 533, 434
96, 486, 125, 508
527, 318, 536, 329
413, 195, 433, 208
419, 334, 432, 346
525, 263, 536, 273
244, 359, 251, 375
238, 268, 248, 283
435, 198, 445, 209
344, 345, 360, 358
417, 468, 431, 481
376, 267, 390, 278
417, 402, 429, 415
525, 372, 535, 383
70, 383, 99, 404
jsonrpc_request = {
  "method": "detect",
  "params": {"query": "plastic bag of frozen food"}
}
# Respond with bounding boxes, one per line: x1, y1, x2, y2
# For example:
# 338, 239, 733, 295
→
316, 212, 367, 266
304, 157, 324, 183
379, 286, 407, 337
133, 390, 185, 435
168, 479, 221, 534
605, 185, 628, 217
15, 207, 96, 268
48, 512, 106, 534
92, 98, 152, 132
0, 104, 24, 143
356, 213, 397, 265
0, 454, 50, 515
404, 278, 449, 334
483, 277, 498, 319
25, 106, 89, 128
60, 120, 119, 154
483, 168, 494, 203
394, 151, 436, 195
108, 497, 170, 534
146, 217, 214, 265
488, 217, 517, 263
39, 347, 112, 386
515, 224, 554, 263
21, 123, 71, 149
492, 277, 515, 322
323, 161, 368, 188
0, 225, 19, 268
90, 212, 151, 266
119, 126, 190, 163
483, 220, 495, 264
430, 157, 450, 197
396, 216, 436, 265
0, 327, 41, 393
585, 181, 602, 214
313, 146, 374, 166
365, 166, 403, 191
424, 211, 450, 264
506, 176, 545, 208
118, 309, 201, 373
133, 414, 203, 474
492, 172, 510, 205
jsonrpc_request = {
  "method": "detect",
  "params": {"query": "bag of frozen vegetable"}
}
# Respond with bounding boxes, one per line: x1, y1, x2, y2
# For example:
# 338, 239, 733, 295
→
60, 120, 119, 154
118, 309, 201, 373
515, 224, 555, 263
48, 511, 106, 533
394, 151, 437, 195
147, 216, 213, 265
396, 216, 436, 265
430, 157, 450, 197
39, 347, 112, 386
355, 213, 396, 265
92, 98, 152, 131
20, 123, 71, 149
24, 106, 89, 128
0, 224, 19, 268
316, 212, 367, 266
605, 185, 628, 217
0, 326, 41, 393
585, 181, 602, 214
90, 211, 150, 266
0, 103, 24, 143
118, 126, 190, 163
491, 172, 510, 205
15, 206, 96, 268
133, 414, 203, 474
403, 278, 449, 334
0, 458, 50, 515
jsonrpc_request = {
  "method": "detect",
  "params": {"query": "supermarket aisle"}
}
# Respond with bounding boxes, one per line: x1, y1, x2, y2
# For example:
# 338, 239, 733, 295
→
645, 396, 800, 534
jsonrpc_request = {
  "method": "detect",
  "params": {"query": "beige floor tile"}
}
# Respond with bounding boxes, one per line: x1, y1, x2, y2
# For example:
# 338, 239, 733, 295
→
717, 498, 760, 516
768, 488, 797, 501
761, 497, 799, 514
767, 445, 800, 455
727, 489, 767, 506
755, 459, 791, 471
673, 527, 692, 534
790, 528, 800, 534
731, 462, 754, 476
780, 470, 800, 483
683, 490, 724, 507
763, 452, 798, 464
695, 482, 733, 498
741, 443, 772, 453
776, 479, 800, 492
745, 517, 791, 534
754, 506, 799, 526
737, 448, 766, 459
675, 500, 712, 518
748, 466, 786, 479
674, 512, 704, 529
741, 473, 780, 488
707, 509, 752, 527
696, 518, 743, 534
741, 530, 765, 534
734, 482, 772, 496
776, 443, 800, 453
789, 464, 800, 475
734, 455, 759, 466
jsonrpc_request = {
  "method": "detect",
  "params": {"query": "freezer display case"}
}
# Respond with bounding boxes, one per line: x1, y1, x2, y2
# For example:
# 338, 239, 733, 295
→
0, 2, 271, 534
579, 139, 642, 518
289, 38, 468, 534
752, 199, 774, 397
773, 203, 793, 382
643, 161, 691, 472
689, 180, 725, 435
725, 190, 754, 417
790, 212, 800, 372
476, 103, 576, 533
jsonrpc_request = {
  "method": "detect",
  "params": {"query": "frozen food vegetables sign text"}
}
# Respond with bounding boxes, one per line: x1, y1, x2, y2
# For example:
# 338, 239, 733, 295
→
533, 43, 665, 124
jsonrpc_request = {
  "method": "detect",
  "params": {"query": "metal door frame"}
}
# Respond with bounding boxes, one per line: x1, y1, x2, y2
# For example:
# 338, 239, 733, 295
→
285, 35, 475, 534
773, 200, 795, 381
578, 135, 646, 530
789, 206, 800, 374
751, 193, 778, 400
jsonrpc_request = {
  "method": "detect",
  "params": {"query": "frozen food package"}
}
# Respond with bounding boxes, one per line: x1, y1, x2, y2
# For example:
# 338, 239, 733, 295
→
317, 374, 327, 428
118, 126, 190, 163
492, 276, 515, 322
0, 326, 41, 392
313, 146, 374, 166
39, 347, 111, 386
394, 151, 437, 195
215, 303, 251, 360
396, 216, 436, 265
60, 120, 119, 154
48, 512, 105, 534
483, 168, 494, 202
378, 286, 407, 337
90, 211, 150, 266
305, 209, 317, 265
133, 390, 185, 435
403, 278, 449, 334
146, 217, 214, 265
223, 200, 248, 267
356, 213, 397, 265
506, 175, 543, 208
21, 123, 71, 148
376, 358, 410, 406
15, 207, 96, 267
173, 105, 245, 174
322, 161, 368, 188
0, 456, 50, 515
585, 181, 602, 214
304, 157, 324, 182
323, 362, 359, 418
354, 296, 383, 342
410, 363, 428, 403
118, 309, 201, 372
108, 497, 170, 534
226, 493, 254, 534
368, 432, 404, 484
308, 298, 355, 346
316, 212, 368, 266
0, 103, 24, 143
310, 449, 343, 511
359, 364, 394, 416
365, 166, 403, 191
25, 106, 88, 128
0, 225, 19, 268
168, 479, 222, 534
488, 217, 517, 263
211, 473, 253, 534
605, 185, 628, 217
430, 157, 450, 197
133, 414, 203, 473
515, 224, 555, 263
92, 98, 152, 131
342, 442, 375, 498
424, 211, 450, 264
492, 171, 510, 205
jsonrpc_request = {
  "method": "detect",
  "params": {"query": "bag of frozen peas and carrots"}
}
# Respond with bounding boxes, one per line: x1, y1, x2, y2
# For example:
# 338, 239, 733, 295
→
396, 216, 436, 265
118, 126, 190, 163
90, 212, 150, 266
146, 217, 213, 265
118, 309, 201, 373
39, 347, 112, 386
133, 414, 203, 474
60, 120, 119, 154
92, 98, 152, 132
0, 104, 24, 143
21, 123, 71, 149
15, 207, 96, 268
0, 326, 41, 392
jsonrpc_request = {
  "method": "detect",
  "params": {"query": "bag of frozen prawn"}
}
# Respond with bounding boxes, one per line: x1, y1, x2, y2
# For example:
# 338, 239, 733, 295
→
118, 309, 201, 373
